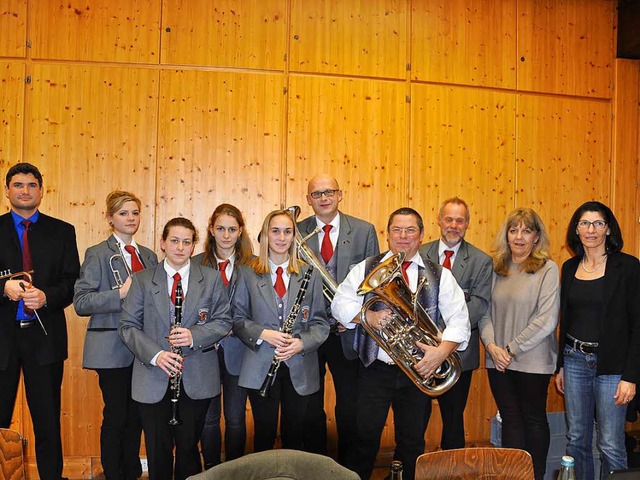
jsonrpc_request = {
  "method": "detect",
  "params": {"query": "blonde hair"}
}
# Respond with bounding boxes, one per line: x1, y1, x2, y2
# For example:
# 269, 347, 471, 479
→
492, 208, 551, 276
106, 190, 141, 218
251, 210, 301, 275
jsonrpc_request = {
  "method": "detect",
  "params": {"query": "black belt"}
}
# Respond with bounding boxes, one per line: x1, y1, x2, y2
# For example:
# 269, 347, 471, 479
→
566, 335, 598, 354
16, 320, 35, 329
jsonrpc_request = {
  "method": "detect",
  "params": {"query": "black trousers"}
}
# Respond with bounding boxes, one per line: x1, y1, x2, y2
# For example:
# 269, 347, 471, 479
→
0, 326, 64, 480
487, 368, 551, 480
302, 332, 359, 464
96, 366, 142, 480
425, 369, 474, 450
248, 364, 310, 452
137, 386, 210, 480
347, 361, 429, 480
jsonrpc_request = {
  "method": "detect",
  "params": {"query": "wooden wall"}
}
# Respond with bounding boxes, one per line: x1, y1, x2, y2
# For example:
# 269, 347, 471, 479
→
1, 0, 638, 477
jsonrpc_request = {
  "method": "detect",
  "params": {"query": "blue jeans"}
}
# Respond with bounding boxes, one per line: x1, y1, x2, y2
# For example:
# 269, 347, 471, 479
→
201, 348, 248, 467
563, 345, 628, 480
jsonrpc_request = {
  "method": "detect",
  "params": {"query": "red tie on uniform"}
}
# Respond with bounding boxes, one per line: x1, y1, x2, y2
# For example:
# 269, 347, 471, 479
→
320, 225, 334, 263
20, 220, 33, 314
171, 273, 181, 305
401, 261, 412, 284
218, 260, 229, 287
124, 245, 144, 272
274, 266, 286, 298
443, 250, 454, 270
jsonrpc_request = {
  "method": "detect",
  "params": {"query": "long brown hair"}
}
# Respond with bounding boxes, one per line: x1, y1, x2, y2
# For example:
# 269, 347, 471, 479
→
201, 203, 253, 268
251, 210, 301, 275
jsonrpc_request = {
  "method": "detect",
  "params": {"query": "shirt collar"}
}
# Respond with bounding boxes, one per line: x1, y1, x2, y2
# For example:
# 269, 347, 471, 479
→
112, 233, 140, 251
438, 239, 462, 257
163, 259, 191, 279
315, 212, 341, 231
269, 257, 290, 273
11, 209, 39, 228
384, 250, 425, 268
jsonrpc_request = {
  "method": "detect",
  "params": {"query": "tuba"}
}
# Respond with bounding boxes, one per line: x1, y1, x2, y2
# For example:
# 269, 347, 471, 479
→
287, 206, 338, 302
357, 252, 461, 396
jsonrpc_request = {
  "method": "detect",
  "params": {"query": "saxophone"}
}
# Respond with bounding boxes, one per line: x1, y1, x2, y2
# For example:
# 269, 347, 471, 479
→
168, 282, 184, 426
258, 266, 314, 397
357, 252, 461, 396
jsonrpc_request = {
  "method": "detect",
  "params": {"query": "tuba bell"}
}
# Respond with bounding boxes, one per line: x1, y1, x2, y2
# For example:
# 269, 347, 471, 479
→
357, 252, 461, 396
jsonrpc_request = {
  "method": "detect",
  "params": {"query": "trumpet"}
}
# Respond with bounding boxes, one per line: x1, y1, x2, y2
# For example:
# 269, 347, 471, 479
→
109, 243, 133, 289
0, 270, 34, 285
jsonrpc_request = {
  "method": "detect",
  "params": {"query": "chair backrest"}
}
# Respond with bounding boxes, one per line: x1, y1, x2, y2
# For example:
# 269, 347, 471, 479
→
187, 449, 359, 480
415, 447, 535, 480
0, 428, 26, 480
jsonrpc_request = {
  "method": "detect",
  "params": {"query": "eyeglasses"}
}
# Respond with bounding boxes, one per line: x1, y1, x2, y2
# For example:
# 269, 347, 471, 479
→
577, 220, 607, 230
309, 189, 339, 199
390, 227, 420, 236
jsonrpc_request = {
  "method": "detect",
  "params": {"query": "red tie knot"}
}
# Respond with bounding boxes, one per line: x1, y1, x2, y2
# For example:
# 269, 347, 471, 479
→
443, 250, 454, 270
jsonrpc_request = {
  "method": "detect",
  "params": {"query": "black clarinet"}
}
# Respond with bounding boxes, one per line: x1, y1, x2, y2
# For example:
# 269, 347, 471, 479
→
259, 266, 314, 397
168, 282, 183, 426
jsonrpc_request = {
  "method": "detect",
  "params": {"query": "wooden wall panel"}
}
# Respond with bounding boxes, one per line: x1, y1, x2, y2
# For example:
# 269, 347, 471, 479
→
286, 75, 408, 236
612, 60, 640, 257
516, 94, 612, 267
0, 0, 27, 58
409, 83, 517, 252
0, 63, 25, 174
289, 0, 407, 79
411, 0, 517, 89
30, 0, 161, 63
19, 64, 160, 457
157, 70, 284, 251
517, 0, 615, 98
161, 0, 286, 70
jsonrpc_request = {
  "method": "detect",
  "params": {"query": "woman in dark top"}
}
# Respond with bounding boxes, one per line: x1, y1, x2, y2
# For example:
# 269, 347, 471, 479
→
194, 204, 253, 467
555, 201, 640, 480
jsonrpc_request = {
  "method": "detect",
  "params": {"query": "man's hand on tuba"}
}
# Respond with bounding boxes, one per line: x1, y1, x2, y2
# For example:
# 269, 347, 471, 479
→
414, 340, 460, 380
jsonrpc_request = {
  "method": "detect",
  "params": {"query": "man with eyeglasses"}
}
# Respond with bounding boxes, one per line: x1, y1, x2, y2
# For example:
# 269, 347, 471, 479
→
331, 207, 470, 480
419, 197, 492, 451
297, 174, 379, 465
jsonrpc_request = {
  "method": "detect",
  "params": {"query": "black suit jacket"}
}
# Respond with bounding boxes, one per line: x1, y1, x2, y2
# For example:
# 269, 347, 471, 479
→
0, 211, 80, 369
557, 251, 640, 383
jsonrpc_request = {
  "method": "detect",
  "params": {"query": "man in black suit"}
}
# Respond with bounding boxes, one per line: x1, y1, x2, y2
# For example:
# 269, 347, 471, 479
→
298, 174, 379, 464
419, 197, 492, 450
0, 163, 80, 480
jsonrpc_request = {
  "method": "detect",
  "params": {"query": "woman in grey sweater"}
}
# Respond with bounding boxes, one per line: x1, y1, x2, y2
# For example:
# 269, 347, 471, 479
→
479, 208, 560, 480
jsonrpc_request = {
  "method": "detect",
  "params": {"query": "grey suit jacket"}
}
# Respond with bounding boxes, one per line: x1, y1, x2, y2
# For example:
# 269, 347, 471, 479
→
74, 236, 158, 369
420, 239, 492, 371
232, 264, 329, 396
119, 261, 232, 403
192, 251, 246, 376
297, 212, 379, 359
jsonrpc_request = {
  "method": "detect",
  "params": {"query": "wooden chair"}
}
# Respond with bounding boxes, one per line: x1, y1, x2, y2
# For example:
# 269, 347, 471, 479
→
0, 428, 26, 480
415, 447, 535, 480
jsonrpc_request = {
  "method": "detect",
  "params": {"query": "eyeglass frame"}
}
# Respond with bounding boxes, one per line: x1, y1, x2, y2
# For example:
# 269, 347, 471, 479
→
308, 189, 340, 199
389, 226, 421, 236
576, 220, 607, 230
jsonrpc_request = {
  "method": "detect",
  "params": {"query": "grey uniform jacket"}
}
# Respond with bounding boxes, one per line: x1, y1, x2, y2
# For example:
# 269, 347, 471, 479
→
297, 212, 379, 359
192, 251, 246, 376
232, 264, 330, 396
74, 236, 158, 369
119, 261, 232, 403
420, 239, 492, 371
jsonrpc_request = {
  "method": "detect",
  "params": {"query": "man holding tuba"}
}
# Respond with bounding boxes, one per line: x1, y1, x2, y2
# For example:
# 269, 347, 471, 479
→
331, 207, 470, 480
297, 174, 379, 464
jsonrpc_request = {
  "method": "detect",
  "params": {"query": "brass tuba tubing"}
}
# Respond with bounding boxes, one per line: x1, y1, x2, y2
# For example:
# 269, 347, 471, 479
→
357, 253, 461, 397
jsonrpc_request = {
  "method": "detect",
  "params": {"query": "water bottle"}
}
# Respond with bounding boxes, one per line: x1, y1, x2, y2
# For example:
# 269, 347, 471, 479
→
557, 456, 576, 480
390, 460, 403, 480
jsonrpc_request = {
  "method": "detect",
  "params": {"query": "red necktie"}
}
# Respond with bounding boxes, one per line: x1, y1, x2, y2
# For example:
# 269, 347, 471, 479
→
401, 261, 411, 284
218, 260, 229, 287
320, 225, 334, 263
443, 250, 454, 270
20, 220, 33, 314
274, 266, 286, 298
171, 273, 181, 305
124, 245, 144, 273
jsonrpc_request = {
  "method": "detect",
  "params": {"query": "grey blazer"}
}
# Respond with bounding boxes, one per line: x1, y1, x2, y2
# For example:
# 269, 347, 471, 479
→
192, 251, 246, 376
297, 212, 379, 359
232, 264, 329, 396
119, 261, 232, 403
74, 236, 158, 369
420, 239, 492, 371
